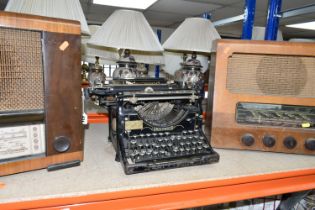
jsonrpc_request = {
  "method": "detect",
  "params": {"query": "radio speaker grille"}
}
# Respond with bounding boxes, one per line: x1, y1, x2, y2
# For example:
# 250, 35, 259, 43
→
226, 54, 315, 98
0, 28, 44, 112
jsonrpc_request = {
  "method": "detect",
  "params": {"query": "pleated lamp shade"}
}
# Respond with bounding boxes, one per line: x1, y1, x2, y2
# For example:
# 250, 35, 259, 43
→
88, 9, 163, 52
81, 25, 116, 65
5, 0, 90, 35
86, 9, 164, 64
82, 25, 164, 65
163, 17, 221, 53
252, 26, 283, 41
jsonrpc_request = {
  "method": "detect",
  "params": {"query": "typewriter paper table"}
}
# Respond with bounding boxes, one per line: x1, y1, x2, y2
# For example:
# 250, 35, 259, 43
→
1, 124, 315, 210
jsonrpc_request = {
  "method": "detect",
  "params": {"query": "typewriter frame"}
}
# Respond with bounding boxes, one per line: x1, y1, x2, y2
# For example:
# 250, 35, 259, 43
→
92, 79, 219, 174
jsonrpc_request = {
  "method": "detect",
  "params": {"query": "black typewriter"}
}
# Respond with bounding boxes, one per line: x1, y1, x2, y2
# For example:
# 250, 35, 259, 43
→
90, 53, 219, 174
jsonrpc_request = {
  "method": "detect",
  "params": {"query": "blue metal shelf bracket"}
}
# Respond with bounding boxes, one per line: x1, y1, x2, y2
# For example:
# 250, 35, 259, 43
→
265, 0, 282, 40
154, 29, 162, 78
202, 12, 211, 20
242, 0, 256, 39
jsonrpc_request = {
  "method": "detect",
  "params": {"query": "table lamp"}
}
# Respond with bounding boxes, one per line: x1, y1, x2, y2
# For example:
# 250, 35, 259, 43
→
5, 0, 90, 35
88, 9, 164, 79
162, 17, 221, 88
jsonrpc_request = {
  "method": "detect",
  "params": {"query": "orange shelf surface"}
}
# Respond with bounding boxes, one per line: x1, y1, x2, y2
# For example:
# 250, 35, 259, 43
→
87, 113, 108, 124
2, 168, 315, 210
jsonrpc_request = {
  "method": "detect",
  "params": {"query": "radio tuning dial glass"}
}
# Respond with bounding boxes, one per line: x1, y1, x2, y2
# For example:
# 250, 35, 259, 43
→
236, 102, 315, 129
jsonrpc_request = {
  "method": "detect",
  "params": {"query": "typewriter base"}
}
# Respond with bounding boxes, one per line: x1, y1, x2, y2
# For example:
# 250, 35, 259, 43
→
120, 150, 219, 175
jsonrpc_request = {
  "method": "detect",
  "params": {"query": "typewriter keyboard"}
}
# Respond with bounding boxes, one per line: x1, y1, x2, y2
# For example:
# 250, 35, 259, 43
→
125, 130, 212, 163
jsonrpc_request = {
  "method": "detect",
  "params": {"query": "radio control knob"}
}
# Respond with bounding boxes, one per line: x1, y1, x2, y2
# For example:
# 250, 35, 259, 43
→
54, 136, 71, 153
283, 136, 297, 149
305, 138, 315, 151
241, 134, 255, 146
262, 135, 276, 147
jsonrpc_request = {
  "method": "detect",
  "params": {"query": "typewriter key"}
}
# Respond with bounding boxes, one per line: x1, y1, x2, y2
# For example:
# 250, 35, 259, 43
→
203, 144, 210, 149
146, 149, 153, 154
173, 146, 179, 152
138, 142, 143, 148
130, 139, 137, 147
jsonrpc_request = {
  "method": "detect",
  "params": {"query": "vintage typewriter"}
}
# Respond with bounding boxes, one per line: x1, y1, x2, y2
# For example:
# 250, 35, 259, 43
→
90, 51, 219, 174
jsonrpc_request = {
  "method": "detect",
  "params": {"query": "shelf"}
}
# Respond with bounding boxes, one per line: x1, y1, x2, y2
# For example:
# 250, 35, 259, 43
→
1, 124, 315, 210
87, 113, 108, 124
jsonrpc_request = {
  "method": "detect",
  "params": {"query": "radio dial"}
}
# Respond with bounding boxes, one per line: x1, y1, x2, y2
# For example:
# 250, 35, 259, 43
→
241, 134, 255, 146
262, 135, 276, 147
283, 136, 297, 149
305, 138, 315, 151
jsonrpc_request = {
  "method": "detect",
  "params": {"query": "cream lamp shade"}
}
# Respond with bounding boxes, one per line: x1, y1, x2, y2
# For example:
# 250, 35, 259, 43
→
5, 0, 90, 35
88, 9, 163, 52
163, 17, 221, 53
81, 25, 116, 65
87, 9, 164, 65
162, 17, 220, 75
252, 26, 283, 41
